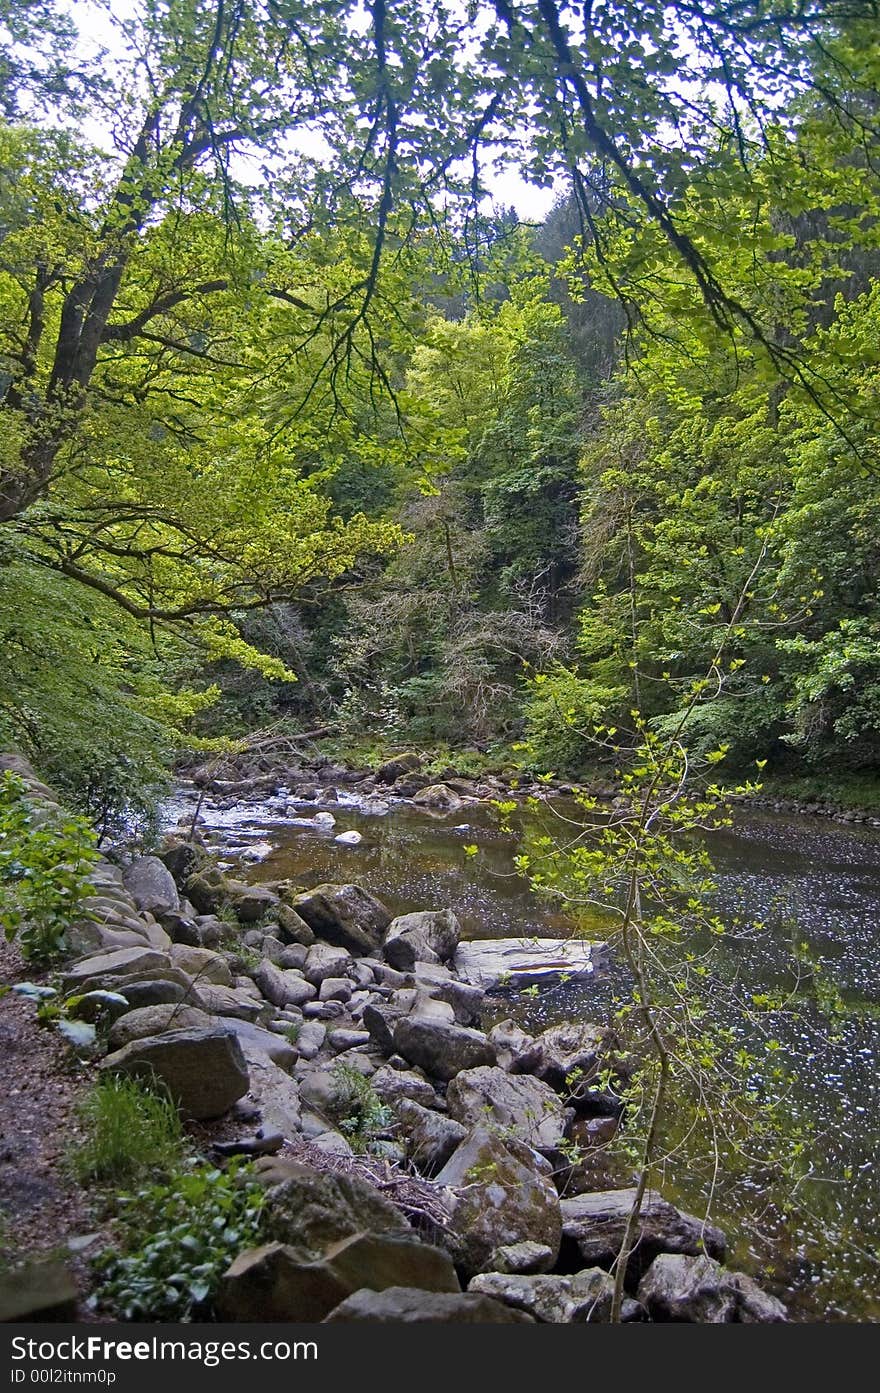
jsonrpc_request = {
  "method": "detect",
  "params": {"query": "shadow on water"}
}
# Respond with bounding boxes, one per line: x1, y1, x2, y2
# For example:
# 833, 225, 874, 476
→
167, 789, 880, 1321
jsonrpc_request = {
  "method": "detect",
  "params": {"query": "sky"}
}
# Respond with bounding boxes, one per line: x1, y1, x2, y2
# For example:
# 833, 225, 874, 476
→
65, 0, 562, 221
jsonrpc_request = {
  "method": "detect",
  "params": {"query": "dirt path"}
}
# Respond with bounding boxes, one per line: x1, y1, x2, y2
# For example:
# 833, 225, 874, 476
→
0, 943, 96, 1270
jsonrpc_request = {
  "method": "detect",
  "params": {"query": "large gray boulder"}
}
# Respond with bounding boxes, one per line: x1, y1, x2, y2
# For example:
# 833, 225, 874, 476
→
411, 784, 464, 813
468, 1269, 617, 1323
383, 910, 461, 971
107, 1003, 213, 1049
220, 1234, 458, 1322
63, 945, 171, 992
637, 1254, 787, 1323
511, 1020, 617, 1091
303, 943, 352, 986
393, 1016, 496, 1082
412, 963, 483, 1024
393, 1099, 467, 1175
446, 1066, 567, 1153
263, 1162, 413, 1257
221, 1019, 298, 1070
196, 983, 267, 1022
289, 884, 391, 955
244, 1055, 303, 1138
122, 856, 180, 915
560, 1189, 726, 1278
100, 1026, 249, 1119
168, 944, 233, 986
454, 937, 608, 991
253, 960, 316, 1009
324, 1286, 534, 1322
434, 1126, 562, 1276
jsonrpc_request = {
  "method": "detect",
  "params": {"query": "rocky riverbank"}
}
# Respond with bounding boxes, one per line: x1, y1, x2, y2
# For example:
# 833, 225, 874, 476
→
1, 753, 788, 1324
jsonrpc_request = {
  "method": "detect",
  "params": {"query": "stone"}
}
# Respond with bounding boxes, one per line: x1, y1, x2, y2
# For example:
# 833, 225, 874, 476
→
184, 868, 231, 915
296, 1021, 326, 1060
290, 883, 391, 955
324, 1287, 534, 1322
253, 960, 316, 1009
311, 1131, 355, 1157
319, 976, 352, 1003
157, 839, 200, 883
393, 1016, 496, 1082
335, 831, 362, 846
637, 1254, 788, 1323
488, 1241, 555, 1275
455, 936, 609, 992
196, 983, 267, 1022
263, 1163, 413, 1257
101, 1026, 249, 1119
488, 1019, 536, 1071
327, 1028, 370, 1052
0, 1260, 78, 1322
512, 1020, 616, 1091
122, 855, 181, 915
559, 1190, 726, 1280
394, 1099, 467, 1175
62, 946, 171, 992
273, 904, 316, 946
383, 919, 439, 971
375, 752, 421, 783
169, 943, 233, 986
392, 909, 461, 964
107, 1003, 213, 1049
112, 978, 201, 1010
446, 1066, 567, 1153
229, 885, 281, 923
221, 1019, 298, 1070
244, 1055, 304, 1138
278, 943, 309, 969
469, 1268, 616, 1322
362, 1000, 403, 1055
67, 990, 131, 1024
411, 784, 464, 813
412, 965, 483, 1025
434, 1126, 562, 1277
372, 1066, 439, 1109
158, 911, 207, 948
260, 934, 286, 963
303, 943, 352, 986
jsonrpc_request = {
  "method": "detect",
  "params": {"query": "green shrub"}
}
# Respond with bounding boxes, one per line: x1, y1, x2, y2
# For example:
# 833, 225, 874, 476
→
68, 1076, 185, 1184
94, 1161, 265, 1321
332, 1063, 392, 1154
0, 771, 98, 963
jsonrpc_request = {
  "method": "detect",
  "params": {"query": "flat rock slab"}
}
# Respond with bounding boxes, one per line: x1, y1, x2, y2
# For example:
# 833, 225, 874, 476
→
0, 1261, 78, 1322
454, 937, 609, 991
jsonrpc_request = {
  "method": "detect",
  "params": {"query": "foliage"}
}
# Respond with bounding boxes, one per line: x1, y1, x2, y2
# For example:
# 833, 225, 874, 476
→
94, 1161, 265, 1322
68, 1076, 186, 1185
332, 1064, 393, 1155
0, 770, 97, 962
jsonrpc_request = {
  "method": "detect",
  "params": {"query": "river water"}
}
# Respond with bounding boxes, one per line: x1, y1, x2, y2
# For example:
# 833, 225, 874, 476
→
172, 788, 880, 1321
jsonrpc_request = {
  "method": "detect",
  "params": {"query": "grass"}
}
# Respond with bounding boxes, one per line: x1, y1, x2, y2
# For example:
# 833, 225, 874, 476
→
67, 1076, 186, 1184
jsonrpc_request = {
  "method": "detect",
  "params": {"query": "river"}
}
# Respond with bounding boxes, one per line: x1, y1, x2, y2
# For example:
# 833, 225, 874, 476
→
169, 786, 880, 1321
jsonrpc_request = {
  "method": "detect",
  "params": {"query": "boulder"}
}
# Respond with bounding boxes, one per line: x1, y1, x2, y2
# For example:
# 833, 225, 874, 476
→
319, 977, 352, 1003
221, 1019, 298, 1070
362, 1000, 404, 1055
412, 964, 483, 1024
112, 978, 201, 1011
511, 1020, 616, 1091
0, 1260, 78, 1322
157, 839, 200, 884
372, 1066, 439, 1110
375, 753, 421, 784
100, 1026, 249, 1119
323, 1287, 534, 1322
455, 937, 609, 991
122, 855, 180, 915
289, 883, 391, 955
394, 1099, 467, 1175
446, 1066, 566, 1153
244, 1055, 303, 1138
303, 943, 352, 986
183, 868, 231, 915
383, 910, 462, 971
469, 1269, 616, 1322
488, 1019, 536, 1071
273, 903, 316, 946
168, 944, 233, 986
559, 1190, 726, 1280
107, 1003, 213, 1049
229, 885, 281, 924
411, 784, 464, 813
196, 983, 267, 1022
637, 1254, 788, 1323
393, 1017, 496, 1082
488, 1241, 555, 1275
62, 946, 171, 992
253, 960, 316, 1009
434, 1126, 562, 1276
296, 1021, 326, 1060
263, 1163, 413, 1257
219, 1231, 458, 1322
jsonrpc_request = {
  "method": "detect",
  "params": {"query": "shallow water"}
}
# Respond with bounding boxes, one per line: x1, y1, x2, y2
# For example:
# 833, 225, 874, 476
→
167, 789, 880, 1320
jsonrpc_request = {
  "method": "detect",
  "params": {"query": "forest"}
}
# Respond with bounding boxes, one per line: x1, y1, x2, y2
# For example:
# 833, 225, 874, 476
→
1, 0, 880, 1330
